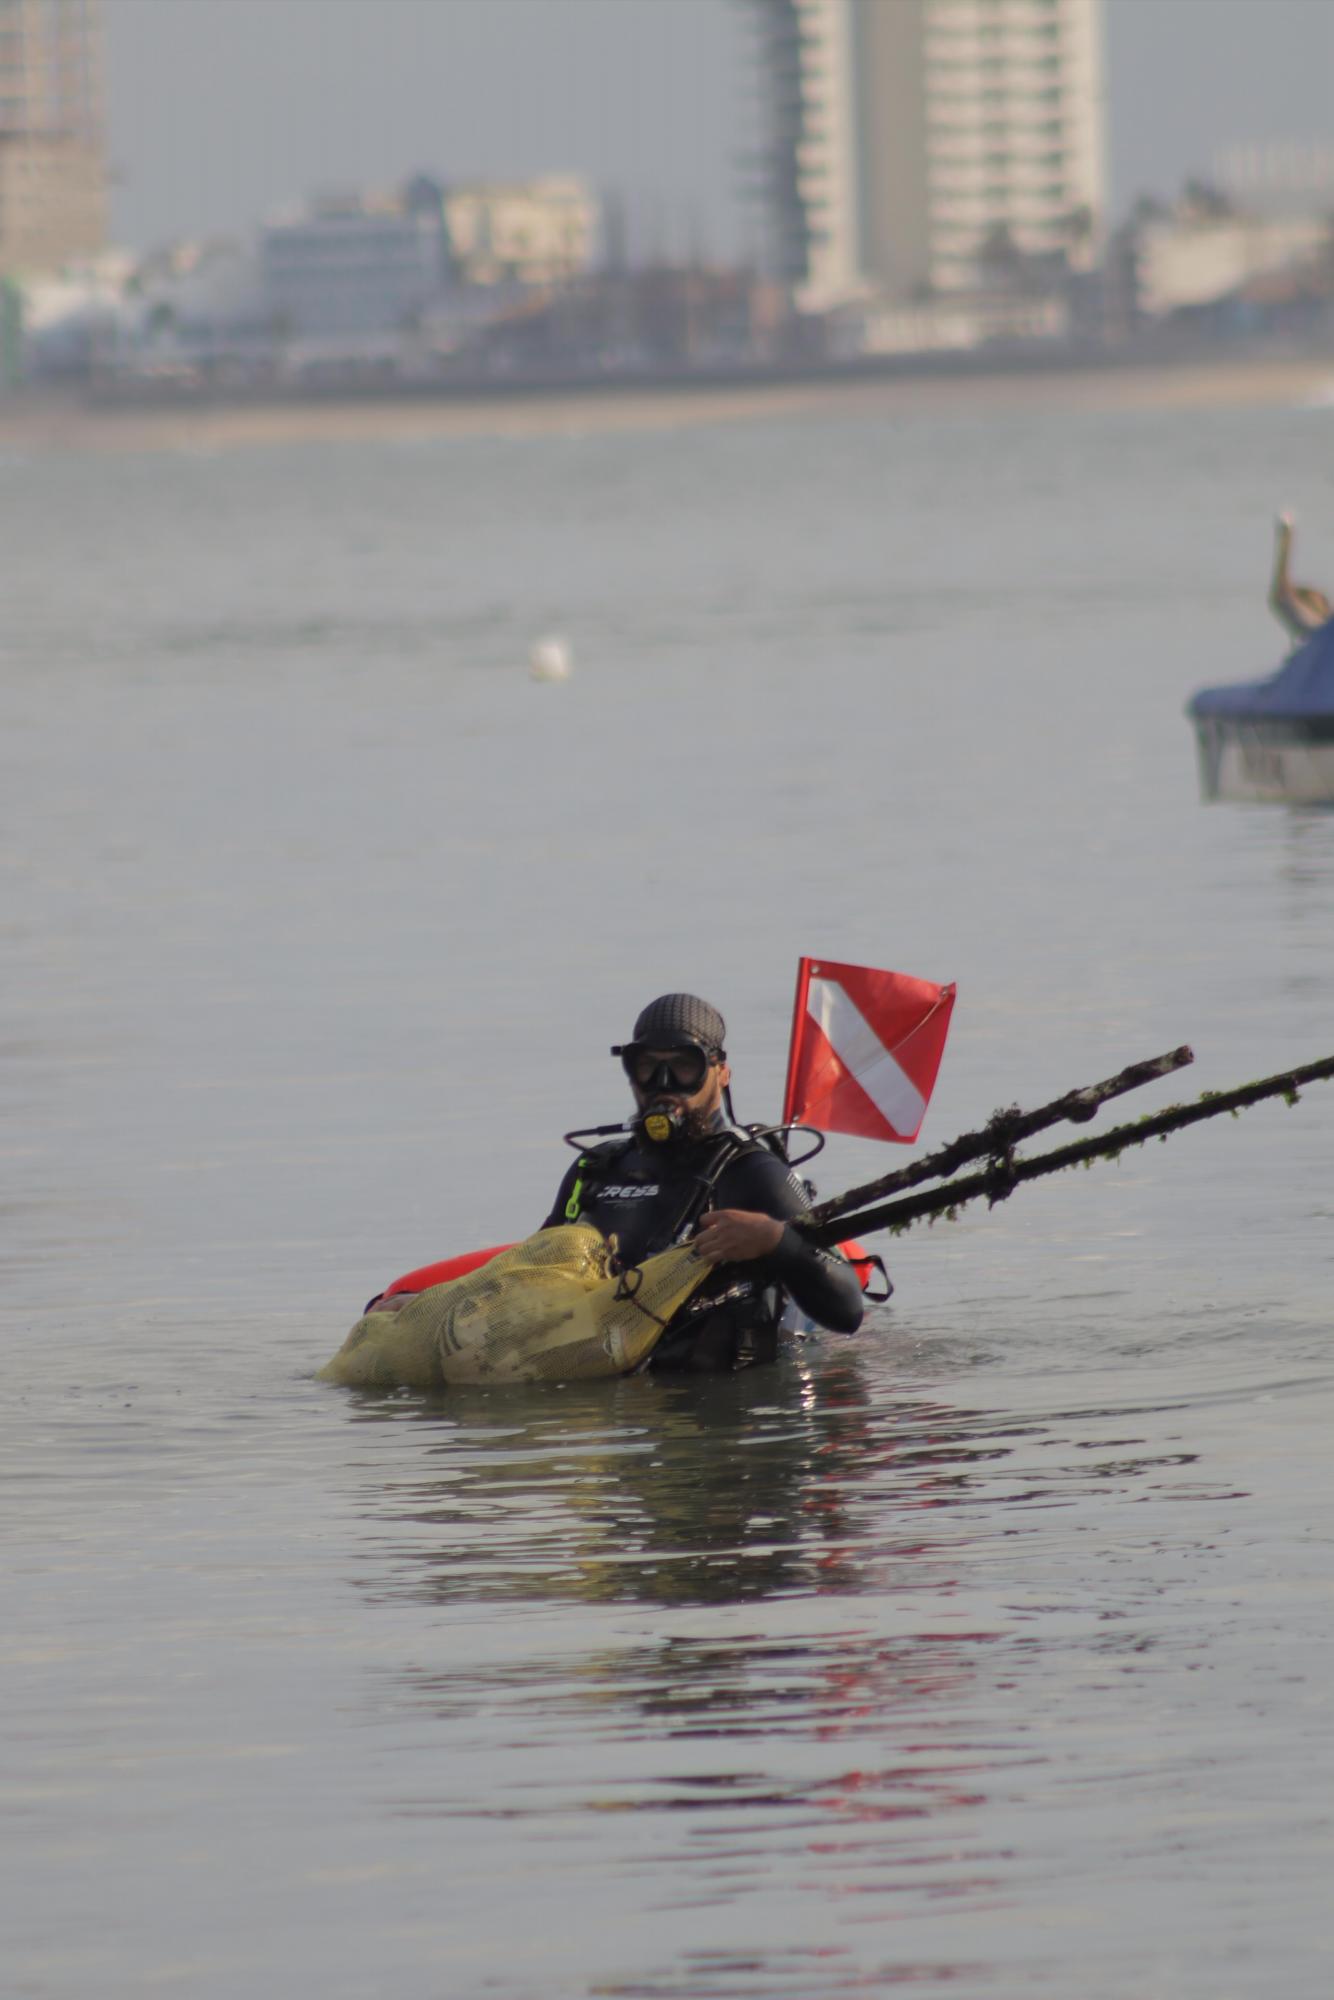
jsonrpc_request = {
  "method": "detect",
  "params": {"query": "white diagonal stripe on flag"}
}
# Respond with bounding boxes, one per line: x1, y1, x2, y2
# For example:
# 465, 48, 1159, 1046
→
808, 977, 927, 1138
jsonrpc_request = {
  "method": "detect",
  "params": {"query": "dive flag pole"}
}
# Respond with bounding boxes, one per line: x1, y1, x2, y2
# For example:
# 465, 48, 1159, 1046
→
782, 955, 815, 1126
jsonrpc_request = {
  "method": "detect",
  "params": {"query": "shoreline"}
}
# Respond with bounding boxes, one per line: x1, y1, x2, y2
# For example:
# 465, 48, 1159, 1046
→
4, 350, 1333, 454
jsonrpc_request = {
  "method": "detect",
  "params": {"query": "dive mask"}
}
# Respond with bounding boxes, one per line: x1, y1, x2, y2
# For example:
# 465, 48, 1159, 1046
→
613, 1041, 712, 1096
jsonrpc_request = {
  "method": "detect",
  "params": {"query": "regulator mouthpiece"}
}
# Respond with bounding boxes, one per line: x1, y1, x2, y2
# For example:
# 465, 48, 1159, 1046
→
640, 1104, 684, 1145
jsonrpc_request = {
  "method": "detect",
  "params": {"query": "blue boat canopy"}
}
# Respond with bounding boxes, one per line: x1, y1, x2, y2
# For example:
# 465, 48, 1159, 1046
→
1189, 617, 1334, 720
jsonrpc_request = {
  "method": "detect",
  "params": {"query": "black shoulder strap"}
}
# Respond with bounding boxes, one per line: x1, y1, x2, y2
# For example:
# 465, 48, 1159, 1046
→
662, 1128, 765, 1244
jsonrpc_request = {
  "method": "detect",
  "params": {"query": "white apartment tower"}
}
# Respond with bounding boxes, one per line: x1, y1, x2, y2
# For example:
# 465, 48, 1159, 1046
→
0, 0, 106, 273
751, 0, 1105, 306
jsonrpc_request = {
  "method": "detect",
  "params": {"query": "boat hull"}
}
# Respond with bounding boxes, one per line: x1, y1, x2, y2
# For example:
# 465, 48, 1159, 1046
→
1193, 715, 1334, 805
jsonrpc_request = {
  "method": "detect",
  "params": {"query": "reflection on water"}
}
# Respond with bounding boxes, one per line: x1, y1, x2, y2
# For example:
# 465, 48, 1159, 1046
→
290, 1341, 1303, 1999
353, 1352, 883, 1608
1276, 813, 1334, 1002
1276, 807, 1334, 893
346, 1345, 1221, 1619
344, 1349, 1228, 1792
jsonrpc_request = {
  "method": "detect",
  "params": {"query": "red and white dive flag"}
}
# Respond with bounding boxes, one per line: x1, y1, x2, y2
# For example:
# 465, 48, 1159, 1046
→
782, 957, 955, 1144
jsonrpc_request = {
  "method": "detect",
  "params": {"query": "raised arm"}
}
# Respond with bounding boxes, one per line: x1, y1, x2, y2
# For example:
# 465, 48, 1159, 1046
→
1269, 512, 1332, 644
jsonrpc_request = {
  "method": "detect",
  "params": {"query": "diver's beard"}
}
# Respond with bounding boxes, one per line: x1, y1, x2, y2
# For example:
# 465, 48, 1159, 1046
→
681, 1102, 720, 1143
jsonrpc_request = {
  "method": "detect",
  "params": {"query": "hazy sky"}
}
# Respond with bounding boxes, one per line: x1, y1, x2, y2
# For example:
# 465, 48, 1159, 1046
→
103, 0, 1334, 255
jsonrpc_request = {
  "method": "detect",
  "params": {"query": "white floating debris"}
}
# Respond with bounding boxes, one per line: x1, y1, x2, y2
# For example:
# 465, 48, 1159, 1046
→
529, 635, 572, 682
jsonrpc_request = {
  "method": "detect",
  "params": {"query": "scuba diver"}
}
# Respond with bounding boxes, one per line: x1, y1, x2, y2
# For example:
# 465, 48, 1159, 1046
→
542, 993, 865, 1372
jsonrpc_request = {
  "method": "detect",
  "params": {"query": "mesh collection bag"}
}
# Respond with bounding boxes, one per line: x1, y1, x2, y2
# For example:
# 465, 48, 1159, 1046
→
319, 1225, 711, 1389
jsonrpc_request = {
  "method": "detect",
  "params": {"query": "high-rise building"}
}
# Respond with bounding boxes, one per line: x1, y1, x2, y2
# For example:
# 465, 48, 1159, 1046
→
0, 0, 106, 274
749, 0, 1105, 307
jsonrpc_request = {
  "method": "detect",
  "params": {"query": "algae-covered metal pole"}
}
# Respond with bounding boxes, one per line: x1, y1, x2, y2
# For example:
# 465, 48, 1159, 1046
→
804, 1052, 1334, 1249
806, 1045, 1195, 1227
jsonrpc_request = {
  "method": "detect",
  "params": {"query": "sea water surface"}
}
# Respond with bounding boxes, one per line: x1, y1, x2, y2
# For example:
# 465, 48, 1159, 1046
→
4, 387, 1333, 1997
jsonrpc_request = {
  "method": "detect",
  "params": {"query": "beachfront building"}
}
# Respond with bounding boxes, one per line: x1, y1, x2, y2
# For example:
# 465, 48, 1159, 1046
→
746, 0, 861, 297
259, 177, 598, 341
748, 0, 1105, 311
1215, 143, 1334, 223
259, 191, 450, 342
443, 177, 599, 287
0, 0, 105, 275
1130, 191, 1331, 323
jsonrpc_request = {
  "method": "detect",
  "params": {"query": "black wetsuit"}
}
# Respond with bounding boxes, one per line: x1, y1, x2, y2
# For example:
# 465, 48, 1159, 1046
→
541, 1117, 864, 1372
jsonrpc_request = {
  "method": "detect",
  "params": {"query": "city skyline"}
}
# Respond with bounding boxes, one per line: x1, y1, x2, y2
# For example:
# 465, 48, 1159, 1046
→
99, 0, 1334, 262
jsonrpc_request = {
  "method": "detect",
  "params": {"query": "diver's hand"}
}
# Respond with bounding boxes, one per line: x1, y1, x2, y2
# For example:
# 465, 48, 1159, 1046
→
693, 1208, 785, 1263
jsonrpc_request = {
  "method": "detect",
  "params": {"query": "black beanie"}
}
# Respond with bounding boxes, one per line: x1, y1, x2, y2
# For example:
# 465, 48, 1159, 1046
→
630, 993, 726, 1058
